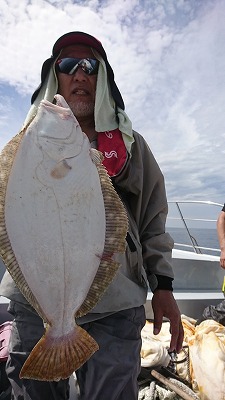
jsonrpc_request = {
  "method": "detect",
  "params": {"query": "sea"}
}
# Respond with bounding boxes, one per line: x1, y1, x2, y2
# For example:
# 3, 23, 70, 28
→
165, 199, 222, 256
166, 227, 219, 256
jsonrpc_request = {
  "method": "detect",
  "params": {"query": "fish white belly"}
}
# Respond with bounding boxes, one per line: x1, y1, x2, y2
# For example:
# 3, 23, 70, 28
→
5, 129, 105, 332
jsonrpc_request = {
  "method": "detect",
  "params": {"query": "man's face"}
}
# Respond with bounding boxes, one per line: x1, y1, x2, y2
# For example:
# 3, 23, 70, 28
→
56, 45, 97, 120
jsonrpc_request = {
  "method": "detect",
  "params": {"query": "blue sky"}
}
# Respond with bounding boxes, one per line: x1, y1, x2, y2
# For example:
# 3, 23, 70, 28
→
0, 0, 225, 207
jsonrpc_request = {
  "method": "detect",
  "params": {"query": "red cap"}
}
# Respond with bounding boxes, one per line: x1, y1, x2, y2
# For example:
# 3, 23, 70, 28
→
52, 32, 106, 58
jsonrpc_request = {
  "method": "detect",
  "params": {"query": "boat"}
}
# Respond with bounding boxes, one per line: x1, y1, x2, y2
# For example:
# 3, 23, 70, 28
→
0, 200, 224, 399
145, 200, 224, 320
1, 200, 224, 323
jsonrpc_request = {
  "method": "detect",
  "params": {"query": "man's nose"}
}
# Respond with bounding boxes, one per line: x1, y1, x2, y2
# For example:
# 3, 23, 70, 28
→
72, 67, 87, 80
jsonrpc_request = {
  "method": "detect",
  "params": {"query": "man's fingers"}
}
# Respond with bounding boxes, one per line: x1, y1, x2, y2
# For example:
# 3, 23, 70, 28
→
153, 313, 163, 334
152, 303, 163, 335
169, 320, 184, 353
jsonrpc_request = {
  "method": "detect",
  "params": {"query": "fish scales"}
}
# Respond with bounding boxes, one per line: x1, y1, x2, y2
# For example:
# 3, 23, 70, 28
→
0, 94, 128, 381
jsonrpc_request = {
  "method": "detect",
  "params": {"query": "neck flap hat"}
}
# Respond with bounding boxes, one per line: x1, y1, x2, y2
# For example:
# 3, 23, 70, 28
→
24, 31, 134, 154
32, 32, 124, 110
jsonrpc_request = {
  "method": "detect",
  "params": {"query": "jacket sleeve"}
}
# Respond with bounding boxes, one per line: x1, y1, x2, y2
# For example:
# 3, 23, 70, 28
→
114, 131, 174, 291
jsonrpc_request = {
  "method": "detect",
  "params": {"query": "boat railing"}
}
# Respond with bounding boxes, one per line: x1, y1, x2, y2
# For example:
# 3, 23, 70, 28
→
173, 242, 220, 254
166, 200, 223, 255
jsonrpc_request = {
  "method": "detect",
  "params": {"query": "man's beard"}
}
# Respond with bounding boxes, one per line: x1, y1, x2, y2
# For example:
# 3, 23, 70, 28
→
67, 101, 95, 119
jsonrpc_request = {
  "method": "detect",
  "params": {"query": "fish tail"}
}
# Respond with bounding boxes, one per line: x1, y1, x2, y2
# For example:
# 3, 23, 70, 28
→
19, 325, 99, 381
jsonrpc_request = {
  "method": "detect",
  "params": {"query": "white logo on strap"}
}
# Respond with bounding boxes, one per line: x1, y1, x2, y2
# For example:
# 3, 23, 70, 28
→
104, 151, 118, 158
105, 131, 113, 139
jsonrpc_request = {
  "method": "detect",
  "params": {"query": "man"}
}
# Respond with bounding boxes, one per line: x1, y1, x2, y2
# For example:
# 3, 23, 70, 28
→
196, 204, 225, 326
0, 32, 183, 400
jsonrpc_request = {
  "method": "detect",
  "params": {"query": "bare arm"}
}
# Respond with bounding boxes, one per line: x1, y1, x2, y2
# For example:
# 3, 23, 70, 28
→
217, 210, 225, 269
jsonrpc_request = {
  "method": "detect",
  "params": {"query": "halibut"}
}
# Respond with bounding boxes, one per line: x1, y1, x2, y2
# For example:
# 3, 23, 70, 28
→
0, 94, 128, 381
188, 320, 225, 399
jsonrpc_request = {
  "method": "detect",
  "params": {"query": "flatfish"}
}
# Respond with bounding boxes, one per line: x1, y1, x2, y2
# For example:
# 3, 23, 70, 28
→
0, 94, 128, 381
188, 320, 225, 399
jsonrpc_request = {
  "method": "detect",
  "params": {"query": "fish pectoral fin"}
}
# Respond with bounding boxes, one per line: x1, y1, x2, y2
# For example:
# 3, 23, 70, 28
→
19, 325, 99, 381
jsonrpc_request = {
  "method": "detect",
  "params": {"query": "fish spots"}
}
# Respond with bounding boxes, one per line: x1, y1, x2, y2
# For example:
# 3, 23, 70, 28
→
51, 160, 72, 179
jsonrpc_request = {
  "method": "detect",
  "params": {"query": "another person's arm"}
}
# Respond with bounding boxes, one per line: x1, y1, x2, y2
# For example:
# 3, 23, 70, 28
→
217, 208, 225, 269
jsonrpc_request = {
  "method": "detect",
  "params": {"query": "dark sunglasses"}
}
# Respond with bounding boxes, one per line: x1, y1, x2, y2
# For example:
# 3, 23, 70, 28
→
55, 57, 99, 76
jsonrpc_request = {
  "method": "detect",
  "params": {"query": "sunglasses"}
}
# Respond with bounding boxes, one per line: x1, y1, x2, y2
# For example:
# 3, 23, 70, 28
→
55, 57, 99, 76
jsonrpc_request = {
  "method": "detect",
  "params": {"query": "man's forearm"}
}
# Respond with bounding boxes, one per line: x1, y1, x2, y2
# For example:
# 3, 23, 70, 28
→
217, 211, 225, 268
217, 211, 225, 250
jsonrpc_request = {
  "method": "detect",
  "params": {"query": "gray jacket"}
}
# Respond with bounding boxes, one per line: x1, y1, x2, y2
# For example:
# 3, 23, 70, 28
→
0, 130, 174, 321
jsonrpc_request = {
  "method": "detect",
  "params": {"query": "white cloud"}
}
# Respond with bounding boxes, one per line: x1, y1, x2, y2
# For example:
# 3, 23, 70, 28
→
0, 0, 225, 204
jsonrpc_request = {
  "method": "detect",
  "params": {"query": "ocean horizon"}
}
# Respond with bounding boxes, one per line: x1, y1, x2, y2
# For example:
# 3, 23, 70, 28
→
167, 227, 219, 256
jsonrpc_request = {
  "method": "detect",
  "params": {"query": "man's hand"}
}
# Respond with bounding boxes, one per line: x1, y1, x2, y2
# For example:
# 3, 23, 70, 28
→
151, 289, 184, 353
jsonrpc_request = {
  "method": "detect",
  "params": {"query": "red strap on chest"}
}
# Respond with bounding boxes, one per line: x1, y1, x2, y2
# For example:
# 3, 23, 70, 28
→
97, 129, 127, 177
